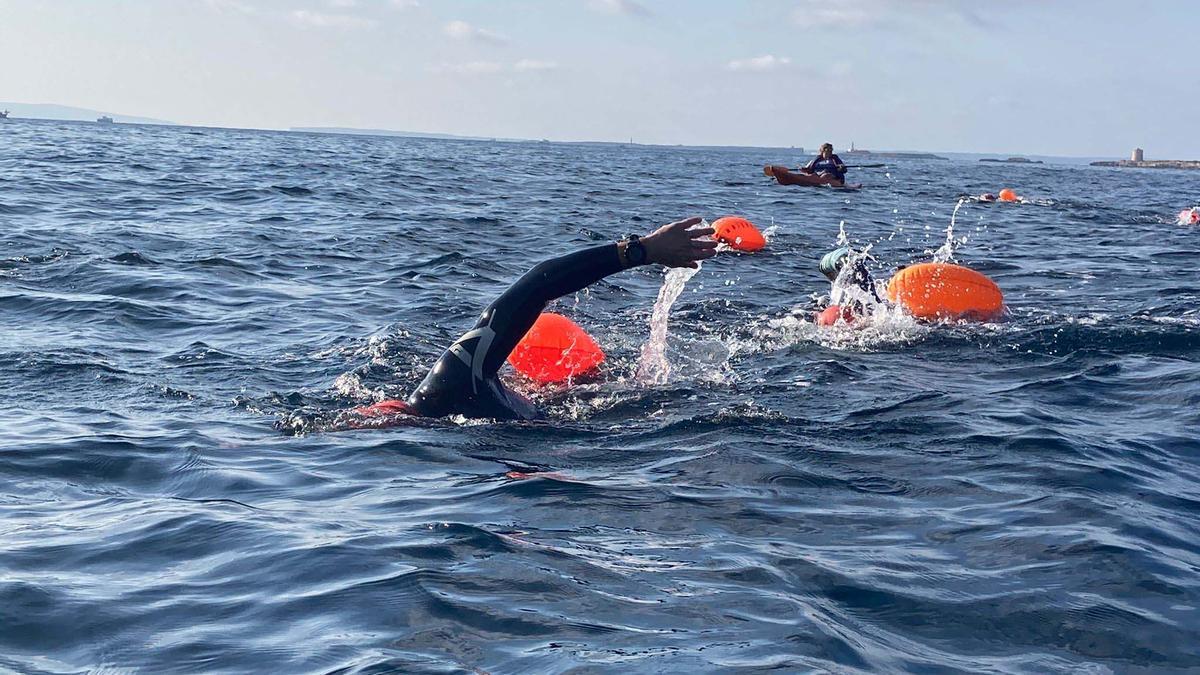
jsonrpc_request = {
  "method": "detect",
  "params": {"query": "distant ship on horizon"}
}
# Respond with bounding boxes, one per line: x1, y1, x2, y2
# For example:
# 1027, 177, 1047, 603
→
0, 109, 9, 119
97, 115, 114, 124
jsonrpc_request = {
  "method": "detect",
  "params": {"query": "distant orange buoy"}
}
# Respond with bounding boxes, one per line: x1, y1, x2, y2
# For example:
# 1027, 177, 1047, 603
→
508, 312, 605, 384
816, 304, 855, 327
998, 188, 1019, 202
887, 263, 1003, 321
712, 216, 766, 252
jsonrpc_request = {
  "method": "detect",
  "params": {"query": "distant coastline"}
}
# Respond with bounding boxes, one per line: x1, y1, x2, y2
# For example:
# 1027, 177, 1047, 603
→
290, 126, 521, 143
0, 103, 1152, 164
0, 102, 174, 126
1089, 159, 1200, 170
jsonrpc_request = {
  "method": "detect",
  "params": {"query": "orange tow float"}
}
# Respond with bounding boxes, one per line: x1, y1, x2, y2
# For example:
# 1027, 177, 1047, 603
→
816, 304, 855, 327
508, 312, 605, 384
887, 263, 1003, 321
712, 216, 766, 252
998, 188, 1020, 202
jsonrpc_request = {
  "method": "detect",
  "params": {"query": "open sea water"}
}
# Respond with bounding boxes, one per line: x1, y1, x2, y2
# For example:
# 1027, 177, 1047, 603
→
1, 119, 1198, 674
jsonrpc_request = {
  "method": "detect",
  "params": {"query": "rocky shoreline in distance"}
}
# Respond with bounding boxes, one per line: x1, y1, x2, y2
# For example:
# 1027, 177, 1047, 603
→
1090, 159, 1200, 170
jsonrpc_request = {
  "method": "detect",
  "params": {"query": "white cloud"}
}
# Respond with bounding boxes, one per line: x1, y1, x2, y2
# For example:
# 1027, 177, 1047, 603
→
443, 20, 508, 45
327, 0, 357, 7
205, 0, 256, 14
588, 0, 651, 17
389, 0, 420, 7
434, 61, 505, 75
291, 10, 375, 28
726, 55, 792, 72
513, 59, 558, 72
791, 0, 994, 30
433, 60, 560, 75
791, 2, 874, 28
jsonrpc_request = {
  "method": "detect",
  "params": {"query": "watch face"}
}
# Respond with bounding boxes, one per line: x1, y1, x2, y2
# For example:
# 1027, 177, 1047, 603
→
627, 239, 646, 265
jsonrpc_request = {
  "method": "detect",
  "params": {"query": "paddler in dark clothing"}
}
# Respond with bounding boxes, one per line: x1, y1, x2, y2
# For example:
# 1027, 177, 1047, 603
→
801, 143, 849, 186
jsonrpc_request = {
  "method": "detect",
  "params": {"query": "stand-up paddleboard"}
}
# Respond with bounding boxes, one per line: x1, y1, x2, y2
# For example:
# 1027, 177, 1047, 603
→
764, 165, 862, 189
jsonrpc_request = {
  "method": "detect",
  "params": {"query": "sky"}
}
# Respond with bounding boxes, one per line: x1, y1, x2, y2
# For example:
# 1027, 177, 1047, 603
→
2, 0, 1197, 157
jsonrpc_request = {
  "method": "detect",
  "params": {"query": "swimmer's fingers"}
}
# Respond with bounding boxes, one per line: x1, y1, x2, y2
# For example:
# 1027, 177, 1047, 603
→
643, 216, 717, 268
665, 216, 703, 231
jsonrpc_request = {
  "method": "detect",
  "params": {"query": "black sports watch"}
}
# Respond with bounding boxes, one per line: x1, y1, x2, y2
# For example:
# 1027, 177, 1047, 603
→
623, 234, 648, 267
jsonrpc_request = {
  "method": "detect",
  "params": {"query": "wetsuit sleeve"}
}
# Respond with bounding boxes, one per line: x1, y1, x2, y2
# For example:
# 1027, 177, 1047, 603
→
474, 243, 624, 378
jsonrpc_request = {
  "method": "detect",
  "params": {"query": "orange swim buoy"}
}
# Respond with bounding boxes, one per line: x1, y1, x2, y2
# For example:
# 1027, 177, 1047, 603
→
712, 216, 766, 252
887, 263, 1003, 321
508, 312, 605, 384
815, 304, 855, 327
998, 188, 1019, 202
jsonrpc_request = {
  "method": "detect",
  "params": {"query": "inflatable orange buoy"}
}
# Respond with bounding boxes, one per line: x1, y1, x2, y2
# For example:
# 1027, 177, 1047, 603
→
816, 305, 855, 327
712, 216, 766, 252
508, 312, 604, 384
887, 263, 1003, 321
998, 188, 1019, 202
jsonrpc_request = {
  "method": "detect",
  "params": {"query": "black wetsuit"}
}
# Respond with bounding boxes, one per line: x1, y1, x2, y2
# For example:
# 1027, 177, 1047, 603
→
404, 243, 625, 420
845, 259, 881, 303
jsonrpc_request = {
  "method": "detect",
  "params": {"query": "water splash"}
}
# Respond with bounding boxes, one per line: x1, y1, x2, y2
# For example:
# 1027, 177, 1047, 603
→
636, 263, 701, 385
932, 198, 969, 263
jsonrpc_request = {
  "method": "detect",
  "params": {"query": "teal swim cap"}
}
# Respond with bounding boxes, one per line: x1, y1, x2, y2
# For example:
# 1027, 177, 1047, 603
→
819, 246, 852, 279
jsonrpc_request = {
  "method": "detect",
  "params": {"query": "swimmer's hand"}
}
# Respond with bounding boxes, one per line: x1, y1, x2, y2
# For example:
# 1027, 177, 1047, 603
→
642, 216, 718, 269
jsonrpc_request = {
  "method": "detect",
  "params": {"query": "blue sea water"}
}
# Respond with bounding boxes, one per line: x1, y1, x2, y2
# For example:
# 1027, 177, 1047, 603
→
1, 119, 1198, 674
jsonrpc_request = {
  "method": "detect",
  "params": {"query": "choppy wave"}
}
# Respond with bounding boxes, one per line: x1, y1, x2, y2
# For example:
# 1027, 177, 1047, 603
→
1, 119, 1198, 672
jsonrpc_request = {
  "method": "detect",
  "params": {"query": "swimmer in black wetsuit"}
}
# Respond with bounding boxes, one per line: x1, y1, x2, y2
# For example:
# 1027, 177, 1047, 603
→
360, 217, 717, 422
818, 246, 880, 317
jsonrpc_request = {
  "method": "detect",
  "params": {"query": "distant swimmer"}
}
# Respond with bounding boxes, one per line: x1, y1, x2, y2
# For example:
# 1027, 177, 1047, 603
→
349, 217, 717, 423
971, 189, 1023, 203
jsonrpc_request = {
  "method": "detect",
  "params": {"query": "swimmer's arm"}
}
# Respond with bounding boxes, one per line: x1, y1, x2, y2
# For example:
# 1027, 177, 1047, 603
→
476, 218, 717, 376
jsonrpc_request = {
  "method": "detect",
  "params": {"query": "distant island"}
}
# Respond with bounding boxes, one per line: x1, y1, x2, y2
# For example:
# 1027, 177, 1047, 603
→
1090, 159, 1200, 170
842, 143, 947, 160
1091, 147, 1200, 171
291, 126, 523, 143
0, 102, 174, 125
980, 157, 1044, 164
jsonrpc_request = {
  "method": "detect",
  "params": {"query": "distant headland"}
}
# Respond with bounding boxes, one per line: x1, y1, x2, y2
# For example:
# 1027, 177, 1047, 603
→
1091, 147, 1200, 171
0, 102, 174, 125
980, 157, 1044, 164
290, 126, 523, 143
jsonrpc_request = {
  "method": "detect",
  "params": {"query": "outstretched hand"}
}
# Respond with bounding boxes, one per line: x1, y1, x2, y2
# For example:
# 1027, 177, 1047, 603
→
642, 216, 718, 269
